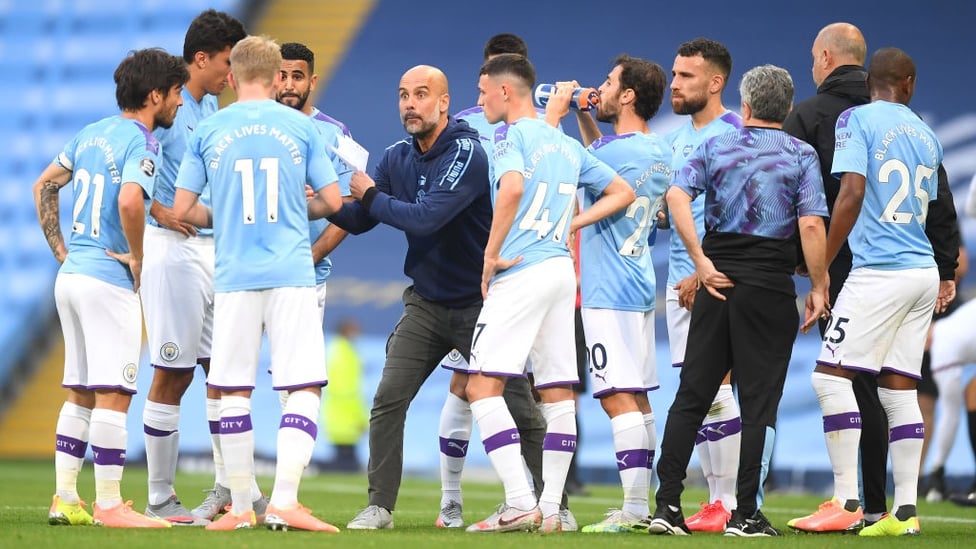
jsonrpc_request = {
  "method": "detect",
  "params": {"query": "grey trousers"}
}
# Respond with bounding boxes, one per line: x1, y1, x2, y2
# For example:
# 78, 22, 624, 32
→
365, 287, 549, 511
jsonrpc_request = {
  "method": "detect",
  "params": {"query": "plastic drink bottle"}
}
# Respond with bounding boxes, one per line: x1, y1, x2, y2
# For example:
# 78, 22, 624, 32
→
533, 84, 599, 111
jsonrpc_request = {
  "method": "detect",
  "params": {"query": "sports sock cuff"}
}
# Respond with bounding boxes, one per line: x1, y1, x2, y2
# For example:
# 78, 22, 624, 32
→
60, 401, 92, 421
143, 400, 180, 431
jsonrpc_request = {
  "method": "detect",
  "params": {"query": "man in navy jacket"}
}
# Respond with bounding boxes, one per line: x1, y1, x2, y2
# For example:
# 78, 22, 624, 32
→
332, 64, 546, 530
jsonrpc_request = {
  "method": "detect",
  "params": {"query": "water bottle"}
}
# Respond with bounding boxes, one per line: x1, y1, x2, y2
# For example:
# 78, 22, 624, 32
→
533, 84, 599, 111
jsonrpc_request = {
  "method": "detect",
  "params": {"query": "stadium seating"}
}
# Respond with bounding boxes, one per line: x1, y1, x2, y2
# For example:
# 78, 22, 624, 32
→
0, 0, 243, 397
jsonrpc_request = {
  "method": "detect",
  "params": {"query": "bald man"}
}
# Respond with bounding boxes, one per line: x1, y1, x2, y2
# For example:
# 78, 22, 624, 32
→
783, 21, 888, 524
328, 65, 543, 530
786, 26, 960, 531
790, 48, 950, 537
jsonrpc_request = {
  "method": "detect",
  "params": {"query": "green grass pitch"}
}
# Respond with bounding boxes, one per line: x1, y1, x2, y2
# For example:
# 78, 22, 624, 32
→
1, 459, 973, 547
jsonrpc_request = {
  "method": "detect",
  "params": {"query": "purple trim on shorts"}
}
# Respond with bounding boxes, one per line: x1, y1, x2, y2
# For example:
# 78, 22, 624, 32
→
591, 385, 652, 399
91, 445, 126, 467
86, 384, 137, 395
272, 380, 328, 392
815, 360, 877, 376
208, 420, 220, 435
220, 414, 253, 435
151, 363, 195, 372
280, 413, 318, 439
477, 370, 527, 379
616, 448, 649, 471
56, 435, 87, 459
543, 433, 577, 452
889, 423, 925, 443
671, 361, 683, 368
483, 428, 520, 453
879, 366, 922, 380
439, 437, 470, 458
702, 417, 742, 441
208, 383, 256, 392
440, 364, 474, 374
143, 424, 176, 437
534, 379, 579, 390
823, 411, 862, 433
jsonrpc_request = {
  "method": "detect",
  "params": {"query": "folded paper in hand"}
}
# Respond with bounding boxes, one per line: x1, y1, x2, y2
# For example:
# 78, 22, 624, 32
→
329, 135, 369, 172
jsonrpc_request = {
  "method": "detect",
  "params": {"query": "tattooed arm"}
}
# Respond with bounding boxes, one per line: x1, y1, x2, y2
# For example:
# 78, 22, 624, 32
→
32, 163, 73, 264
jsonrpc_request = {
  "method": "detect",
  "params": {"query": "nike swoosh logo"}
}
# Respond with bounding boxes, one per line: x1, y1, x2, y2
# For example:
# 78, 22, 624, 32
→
497, 510, 537, 527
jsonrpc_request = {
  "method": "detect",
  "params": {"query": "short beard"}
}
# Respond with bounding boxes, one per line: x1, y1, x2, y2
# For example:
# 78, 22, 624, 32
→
155, 112, 175, 130
403, 118, 437, 140
278, 92, 308, 112
595, 105, 616, 124
672, 96, 707, 116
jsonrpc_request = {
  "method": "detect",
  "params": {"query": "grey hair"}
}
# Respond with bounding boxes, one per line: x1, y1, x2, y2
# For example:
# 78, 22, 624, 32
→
739, 64, 794, 123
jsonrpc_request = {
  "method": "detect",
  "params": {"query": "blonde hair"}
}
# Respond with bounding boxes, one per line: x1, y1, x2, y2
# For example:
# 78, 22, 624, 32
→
230, 35, 281, 86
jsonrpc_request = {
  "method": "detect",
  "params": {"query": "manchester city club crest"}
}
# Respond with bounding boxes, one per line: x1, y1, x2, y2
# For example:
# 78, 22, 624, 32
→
122, 363, 138, 384
447, 349, 462, 362
160, 342, 180, 362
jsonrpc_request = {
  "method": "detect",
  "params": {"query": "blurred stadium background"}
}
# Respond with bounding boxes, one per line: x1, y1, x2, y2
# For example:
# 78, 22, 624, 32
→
2, 0, 975, 492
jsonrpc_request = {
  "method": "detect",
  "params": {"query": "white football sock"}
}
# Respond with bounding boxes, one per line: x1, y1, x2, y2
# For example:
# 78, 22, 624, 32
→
54, 401, 91, 503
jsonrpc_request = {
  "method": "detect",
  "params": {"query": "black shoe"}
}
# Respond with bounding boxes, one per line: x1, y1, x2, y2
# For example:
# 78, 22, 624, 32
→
647, 505, 690, 535
925, 466, 946, 503
949, 489, 976, 507
724, 509, 782, 537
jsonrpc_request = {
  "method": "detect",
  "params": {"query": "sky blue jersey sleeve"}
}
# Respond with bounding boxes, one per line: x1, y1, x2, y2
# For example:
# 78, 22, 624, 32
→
305, 120, 338, 193
672, 141, 708, 200
831, 107, 868, 179
175, 130, 207, 196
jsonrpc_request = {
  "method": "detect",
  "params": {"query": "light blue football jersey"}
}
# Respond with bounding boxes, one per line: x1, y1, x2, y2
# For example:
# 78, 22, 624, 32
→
176, 99, 338, 292
56, 115, 160, 289
832, 101, 941, 270
665, 111, 742, 287
308, 107, 353, 284
491, 117, 617, 279
151, 88, 216, 236
582, 132, 672, 311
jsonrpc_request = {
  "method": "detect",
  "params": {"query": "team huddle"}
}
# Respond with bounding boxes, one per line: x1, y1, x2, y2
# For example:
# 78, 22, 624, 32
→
32, 8, 952, 538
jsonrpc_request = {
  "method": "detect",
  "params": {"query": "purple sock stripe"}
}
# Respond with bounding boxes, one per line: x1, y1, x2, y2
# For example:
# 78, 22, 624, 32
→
823, 411, 862, 433
647, 449, 655, 469
279, 413, 318, 439
615, 448, 650, 471
439, 437, 469, 458
695, 426, 707, 445
543, 432, 577, 452
890, 423, 925, 443
55, 435, 87, 459
702, 417, 742, 441
220, 414, 253, 435
143, 424, 177, 437
91, 445, 126, 467
483, 428, 520, 453
208, 420, 220, 435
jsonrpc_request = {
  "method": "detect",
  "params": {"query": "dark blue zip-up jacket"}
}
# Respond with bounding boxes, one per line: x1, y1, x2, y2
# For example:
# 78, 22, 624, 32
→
328, 117, 491, 308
